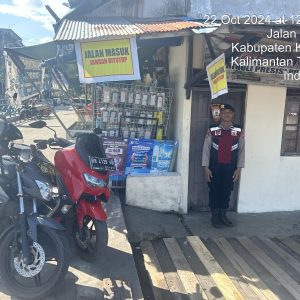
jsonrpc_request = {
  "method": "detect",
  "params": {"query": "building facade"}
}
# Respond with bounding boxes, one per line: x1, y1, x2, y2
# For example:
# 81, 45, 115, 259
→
51, 1, 300, 214
0, 29, 23, 102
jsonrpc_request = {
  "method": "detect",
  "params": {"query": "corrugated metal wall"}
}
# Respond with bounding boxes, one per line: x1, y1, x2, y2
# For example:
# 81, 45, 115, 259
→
83, 0, 300, 19
189, 0, 300, 19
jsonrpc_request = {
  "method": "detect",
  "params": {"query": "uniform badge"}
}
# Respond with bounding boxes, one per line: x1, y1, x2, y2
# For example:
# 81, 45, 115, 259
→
231, 130, 237, 136
215, 129, 222, 136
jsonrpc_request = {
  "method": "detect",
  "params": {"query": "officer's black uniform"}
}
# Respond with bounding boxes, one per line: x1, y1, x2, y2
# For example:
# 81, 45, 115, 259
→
202, 105, 245, 227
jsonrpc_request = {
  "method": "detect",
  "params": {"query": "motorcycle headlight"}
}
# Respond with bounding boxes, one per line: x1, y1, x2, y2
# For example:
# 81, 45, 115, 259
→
19, 148, 32, 163
83, 173, 107, 188
35, 180, 51, 201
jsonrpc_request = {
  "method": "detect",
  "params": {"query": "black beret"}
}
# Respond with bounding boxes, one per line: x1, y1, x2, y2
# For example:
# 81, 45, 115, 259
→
220, 104, 235, 112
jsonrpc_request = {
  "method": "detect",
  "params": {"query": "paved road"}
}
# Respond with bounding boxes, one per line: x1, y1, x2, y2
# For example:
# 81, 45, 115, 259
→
0, 107, 143, 300
16, 106, 76, 163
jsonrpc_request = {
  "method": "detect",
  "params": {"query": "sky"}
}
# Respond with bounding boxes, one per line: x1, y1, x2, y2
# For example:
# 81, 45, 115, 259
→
0, 0, 70, 46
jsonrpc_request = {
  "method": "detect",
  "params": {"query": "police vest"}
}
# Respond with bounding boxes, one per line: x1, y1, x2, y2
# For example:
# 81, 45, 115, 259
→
209, 124, 242, 165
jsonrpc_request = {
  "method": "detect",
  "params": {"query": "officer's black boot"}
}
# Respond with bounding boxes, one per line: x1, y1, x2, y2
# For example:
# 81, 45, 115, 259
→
219, 209, 234, 227
211, 208, 222, 228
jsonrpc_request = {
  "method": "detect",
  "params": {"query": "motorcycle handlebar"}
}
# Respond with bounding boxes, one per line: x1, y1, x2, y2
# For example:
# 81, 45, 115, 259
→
34, 137, 72, 149
33, 138, 54, 144
33, 139, 47, 144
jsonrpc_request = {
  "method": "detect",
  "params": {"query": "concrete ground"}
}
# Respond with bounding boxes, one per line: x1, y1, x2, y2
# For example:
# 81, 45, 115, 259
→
123, 206, 188, 243
0, 107, 143, 300
123, 205, 300, 242
184, 210, 300, 238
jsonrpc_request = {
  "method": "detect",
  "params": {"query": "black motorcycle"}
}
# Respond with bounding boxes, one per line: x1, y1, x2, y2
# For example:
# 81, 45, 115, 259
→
0, 119, 70, 299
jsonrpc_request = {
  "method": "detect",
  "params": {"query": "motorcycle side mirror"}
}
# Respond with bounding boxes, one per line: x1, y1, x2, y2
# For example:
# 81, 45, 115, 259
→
36, 141, 47, 150
29, 120, 47, 128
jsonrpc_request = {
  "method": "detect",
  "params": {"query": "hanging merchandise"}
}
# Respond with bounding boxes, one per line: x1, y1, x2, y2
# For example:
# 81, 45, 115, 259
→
120, 89, 127, 103
151, 140, 178, 173
111, 89, 119, 104
109, 110, 118, 124
142, 94, 148, 106
123, 127, 129, 138
94, 82, 173, 141
102, 109, 109, 123
125, 139, 154, 174
156, 93, 165, 109
128, 91, 134, 104
103, 86, 111, 103
134, 91, 141, 105
125, 138, 178, 175
95, 111, 103, 129
154, 111, 164, 140
102, 137, 128, 181
149, 93, 157, 106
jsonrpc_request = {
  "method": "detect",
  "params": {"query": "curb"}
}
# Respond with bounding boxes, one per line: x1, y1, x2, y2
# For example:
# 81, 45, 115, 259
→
106, 193, 144, 300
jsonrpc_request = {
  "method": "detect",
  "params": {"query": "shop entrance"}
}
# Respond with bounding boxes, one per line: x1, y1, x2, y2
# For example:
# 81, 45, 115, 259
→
188, 88, 246, 211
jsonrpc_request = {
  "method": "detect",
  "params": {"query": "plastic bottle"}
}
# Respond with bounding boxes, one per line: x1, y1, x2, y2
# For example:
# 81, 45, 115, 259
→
96, 112, 103, 129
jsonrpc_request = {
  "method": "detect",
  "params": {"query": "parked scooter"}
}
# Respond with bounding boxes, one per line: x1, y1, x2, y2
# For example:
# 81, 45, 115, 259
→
0, 119, 70, 299
19, 102, 33, 120
29, 120, 115, 261
0, 105, 20, 119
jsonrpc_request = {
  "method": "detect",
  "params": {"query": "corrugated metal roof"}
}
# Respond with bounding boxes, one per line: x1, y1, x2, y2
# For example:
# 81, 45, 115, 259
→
54, 18, 208, 41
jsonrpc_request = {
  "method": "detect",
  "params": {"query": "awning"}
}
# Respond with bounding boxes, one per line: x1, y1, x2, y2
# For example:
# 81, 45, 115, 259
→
54, 17, 209, 41
5, 41, 58, 61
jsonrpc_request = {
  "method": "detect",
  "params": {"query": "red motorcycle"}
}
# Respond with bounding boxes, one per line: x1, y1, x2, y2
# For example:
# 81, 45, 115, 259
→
29, 121, 115, 261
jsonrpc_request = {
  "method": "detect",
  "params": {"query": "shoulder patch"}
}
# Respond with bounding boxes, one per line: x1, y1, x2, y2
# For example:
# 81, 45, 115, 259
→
231, 127, 242, 132
210, 126, 221, 132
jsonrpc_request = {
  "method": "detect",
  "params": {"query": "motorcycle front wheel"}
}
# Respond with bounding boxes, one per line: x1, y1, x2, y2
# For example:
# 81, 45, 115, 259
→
74, 218, 108, 262
0, 226, 69, 300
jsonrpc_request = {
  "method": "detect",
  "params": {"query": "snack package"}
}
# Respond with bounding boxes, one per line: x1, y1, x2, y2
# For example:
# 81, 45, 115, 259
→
157, 93, 165, 109
150, 140, 178, 173
135, 93, 141, 105
102, 137, 128, 181
149, 93, 157, 106
102, 110, 109, 123
120, 90, 127, 103
146, 112, 153, 125
103, 86, 111, 103
128, 92, 134, 104
125, 138, 154, 174
142, 94, 148, 106
112, 91, 119, 104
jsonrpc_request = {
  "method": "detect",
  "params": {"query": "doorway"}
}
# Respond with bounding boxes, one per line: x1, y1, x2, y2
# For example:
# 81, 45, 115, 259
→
188, 88, 246, 211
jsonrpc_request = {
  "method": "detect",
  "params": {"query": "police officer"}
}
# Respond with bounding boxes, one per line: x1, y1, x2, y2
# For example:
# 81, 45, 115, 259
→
202, 104, 245, 228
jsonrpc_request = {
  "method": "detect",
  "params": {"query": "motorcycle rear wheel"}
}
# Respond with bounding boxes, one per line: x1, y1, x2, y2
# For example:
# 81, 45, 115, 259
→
0, 226, 69, 300
74, 218, 108, 262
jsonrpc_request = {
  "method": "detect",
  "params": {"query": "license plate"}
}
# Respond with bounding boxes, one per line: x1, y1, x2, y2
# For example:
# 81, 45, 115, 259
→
89, 157, 115, 171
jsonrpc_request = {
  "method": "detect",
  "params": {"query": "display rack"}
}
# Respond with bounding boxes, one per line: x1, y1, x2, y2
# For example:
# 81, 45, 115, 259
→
94, 82, 174, 140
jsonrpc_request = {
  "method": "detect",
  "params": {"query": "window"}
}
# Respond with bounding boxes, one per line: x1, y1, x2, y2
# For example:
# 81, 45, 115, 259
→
281, 90, 300, 155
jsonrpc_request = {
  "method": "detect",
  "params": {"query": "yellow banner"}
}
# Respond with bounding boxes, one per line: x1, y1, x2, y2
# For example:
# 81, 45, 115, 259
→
206, 54, 228, 99
75, 37, 140, 83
